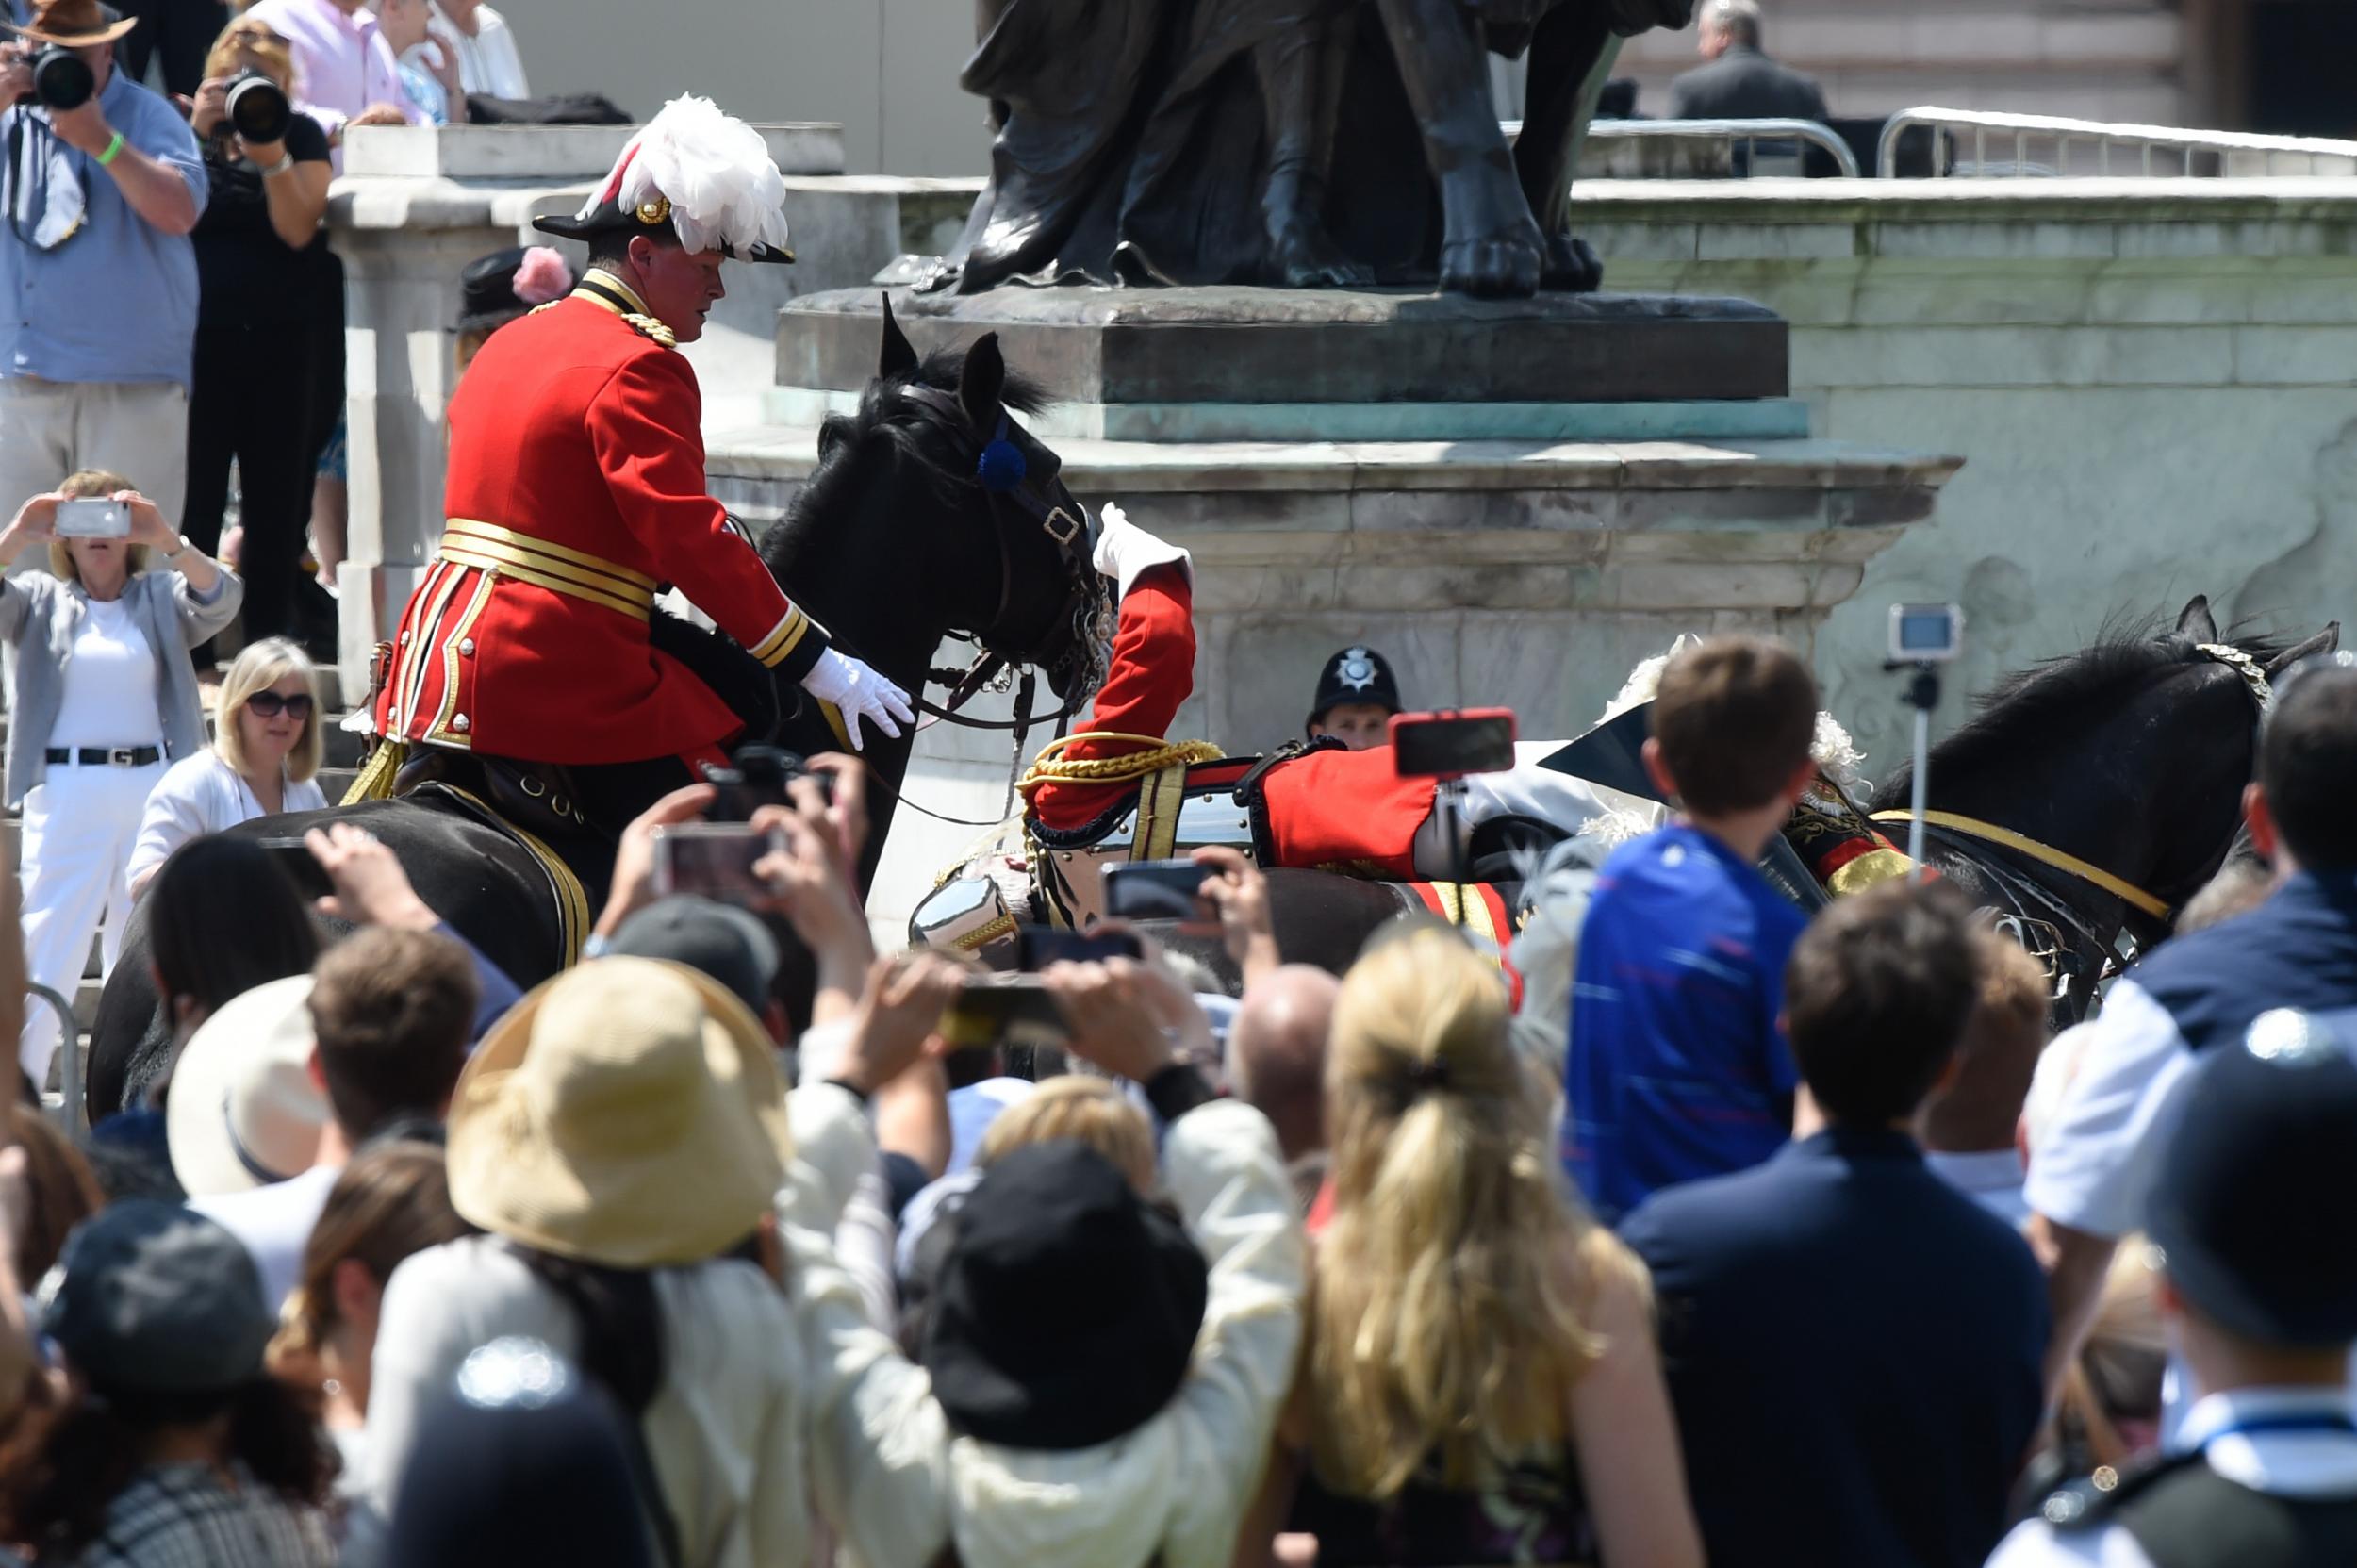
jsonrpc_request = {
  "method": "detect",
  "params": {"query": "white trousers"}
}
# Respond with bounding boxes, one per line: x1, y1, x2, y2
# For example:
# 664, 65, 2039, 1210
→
0, 379, 190, 563
17, 759, 164, 1086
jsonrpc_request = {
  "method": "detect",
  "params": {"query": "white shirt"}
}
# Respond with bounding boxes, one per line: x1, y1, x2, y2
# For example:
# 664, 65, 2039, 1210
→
191, 1164, 342, 1314
47, 598, 161, 749
1925, 1147, 2032, 1228
242, 0, 421, 150
1986, 1386, 2357, 1568
2024, 980, 2202, 1242
128, 748, 330, 889
423, 4, 528, 98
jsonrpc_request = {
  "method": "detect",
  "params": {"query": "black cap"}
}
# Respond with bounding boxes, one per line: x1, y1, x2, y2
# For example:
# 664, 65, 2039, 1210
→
388, 1339, 653, 1568
922, 1141, 1206, 1450
609, 896, 781, 1019
42, 1199, 272, 1395
2145, 1009, 2357, 1348
1307, 646, 1402, 733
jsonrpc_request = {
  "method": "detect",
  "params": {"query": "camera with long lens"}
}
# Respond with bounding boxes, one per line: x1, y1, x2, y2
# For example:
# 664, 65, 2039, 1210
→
223, 69, 291, 144
15, 43, 94, 111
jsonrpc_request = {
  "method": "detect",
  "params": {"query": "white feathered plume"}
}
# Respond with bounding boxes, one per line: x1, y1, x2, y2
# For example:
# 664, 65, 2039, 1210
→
593, 95, 792, 258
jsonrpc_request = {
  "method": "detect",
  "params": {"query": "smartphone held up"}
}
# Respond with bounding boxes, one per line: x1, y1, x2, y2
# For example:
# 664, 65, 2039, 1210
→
54, 498, 131, 540
649, 822, 785, 904
1391, 708, 1517, 779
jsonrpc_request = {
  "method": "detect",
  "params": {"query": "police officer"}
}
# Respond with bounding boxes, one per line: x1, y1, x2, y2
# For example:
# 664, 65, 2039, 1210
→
1304, 645, 1402, 751
1989, 1007, 2357, 1567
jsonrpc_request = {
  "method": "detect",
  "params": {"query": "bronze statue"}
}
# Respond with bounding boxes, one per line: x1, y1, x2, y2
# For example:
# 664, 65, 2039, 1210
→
940, 0, 1694, 298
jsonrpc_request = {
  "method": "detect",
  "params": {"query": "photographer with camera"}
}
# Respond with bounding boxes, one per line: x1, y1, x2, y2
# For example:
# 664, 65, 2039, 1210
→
181, 14, 330, 645
0, 0, 206, 534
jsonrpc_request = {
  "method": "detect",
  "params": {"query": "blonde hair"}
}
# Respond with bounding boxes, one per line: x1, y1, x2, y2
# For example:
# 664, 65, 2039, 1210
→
46, 470, 148, 583
203, 15, 297, 93
216, 637, 324, 784
1310, 923, 1639, 1499
977, 1076, 1157, 1194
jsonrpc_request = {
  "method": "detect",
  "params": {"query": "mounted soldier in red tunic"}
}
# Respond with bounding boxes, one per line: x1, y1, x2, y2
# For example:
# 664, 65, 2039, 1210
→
370, 95, 914, 831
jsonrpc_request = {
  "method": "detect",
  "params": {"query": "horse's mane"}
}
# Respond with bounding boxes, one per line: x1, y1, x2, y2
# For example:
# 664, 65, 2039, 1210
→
1871, 617, 2292, 810
767, 345, 1050, 573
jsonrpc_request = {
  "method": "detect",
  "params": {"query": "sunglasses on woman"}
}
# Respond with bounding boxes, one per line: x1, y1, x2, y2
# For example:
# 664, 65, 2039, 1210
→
244, 691, 314, 720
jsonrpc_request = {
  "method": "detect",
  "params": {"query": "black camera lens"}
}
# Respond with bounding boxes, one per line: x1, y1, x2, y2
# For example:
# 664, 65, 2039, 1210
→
225, 70, 291, 144
30, 45, 92, 112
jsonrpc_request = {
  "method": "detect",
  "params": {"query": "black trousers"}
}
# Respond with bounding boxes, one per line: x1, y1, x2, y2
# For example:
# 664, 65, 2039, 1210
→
115, 0, 227, 98
184, 319, 317, 645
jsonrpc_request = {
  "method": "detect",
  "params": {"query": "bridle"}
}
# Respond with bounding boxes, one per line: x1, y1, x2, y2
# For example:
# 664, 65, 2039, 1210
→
834, 385, 1114, 819
1875, 641, 2275, 1004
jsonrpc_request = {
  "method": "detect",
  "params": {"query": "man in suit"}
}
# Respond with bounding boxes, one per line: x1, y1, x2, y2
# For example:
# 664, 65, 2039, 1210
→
1666, 0, 1828, 122
1620, 877, 2049, 1568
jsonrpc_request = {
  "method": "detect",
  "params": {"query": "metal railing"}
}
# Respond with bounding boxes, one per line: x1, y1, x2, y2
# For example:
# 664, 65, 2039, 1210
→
1506, 116, 1861, 179
1879, 107, 2357, 180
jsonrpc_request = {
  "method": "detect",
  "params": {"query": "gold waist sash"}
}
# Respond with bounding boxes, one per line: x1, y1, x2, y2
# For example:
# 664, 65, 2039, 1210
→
436, 517, 655, 623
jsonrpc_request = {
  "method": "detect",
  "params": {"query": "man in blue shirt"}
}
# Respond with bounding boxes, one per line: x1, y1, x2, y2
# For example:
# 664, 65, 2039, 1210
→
1564, 634, 1821, 1221
1622, 879, 2049, 1568
0, 0, 205, 526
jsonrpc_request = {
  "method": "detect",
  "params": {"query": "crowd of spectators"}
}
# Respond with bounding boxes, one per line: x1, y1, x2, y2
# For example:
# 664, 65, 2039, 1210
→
0, 628, 2346, 1568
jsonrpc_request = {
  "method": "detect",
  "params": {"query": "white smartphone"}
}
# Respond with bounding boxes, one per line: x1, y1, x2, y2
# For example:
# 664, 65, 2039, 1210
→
54, 498, 130, 539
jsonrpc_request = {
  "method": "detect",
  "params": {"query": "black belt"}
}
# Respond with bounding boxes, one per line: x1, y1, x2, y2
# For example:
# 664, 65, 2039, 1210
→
45, 746, 161, 767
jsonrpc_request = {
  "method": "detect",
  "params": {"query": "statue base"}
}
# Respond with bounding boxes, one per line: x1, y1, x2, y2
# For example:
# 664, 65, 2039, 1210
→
780, 285, 1791, 418
746, 284, 1959, 933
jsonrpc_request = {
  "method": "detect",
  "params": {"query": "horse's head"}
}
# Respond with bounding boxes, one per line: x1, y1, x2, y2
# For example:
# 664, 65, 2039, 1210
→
762, 298, 1111, 708
1876, 594, 2340, 937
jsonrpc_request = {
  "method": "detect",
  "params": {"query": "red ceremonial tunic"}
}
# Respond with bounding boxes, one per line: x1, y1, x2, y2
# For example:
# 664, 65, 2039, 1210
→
1029, 568, 1436, 876
377, 285, 830, 765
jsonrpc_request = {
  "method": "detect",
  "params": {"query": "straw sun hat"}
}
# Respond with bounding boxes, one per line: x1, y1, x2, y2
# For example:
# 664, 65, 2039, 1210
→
446, 956, 791, 1269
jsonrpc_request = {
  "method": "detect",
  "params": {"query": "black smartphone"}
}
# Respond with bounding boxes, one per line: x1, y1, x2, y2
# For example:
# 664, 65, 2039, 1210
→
1391, 708, 1518, 779
255, 835, 334, 903
939, 978, 1064, 1048
1014, 926, 1143, 971
1103, 859, 1213, 922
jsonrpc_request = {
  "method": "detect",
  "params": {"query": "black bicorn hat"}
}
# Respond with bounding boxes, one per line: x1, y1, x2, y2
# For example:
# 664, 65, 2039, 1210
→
920, 1141, 1208, 1451
1309, 645, 1403, 731
2144, 1007, 2357, 1349
532, 96, 794, 264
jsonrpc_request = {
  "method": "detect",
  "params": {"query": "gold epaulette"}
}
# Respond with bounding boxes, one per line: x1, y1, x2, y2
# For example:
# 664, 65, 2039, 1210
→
620, 313, 677, 350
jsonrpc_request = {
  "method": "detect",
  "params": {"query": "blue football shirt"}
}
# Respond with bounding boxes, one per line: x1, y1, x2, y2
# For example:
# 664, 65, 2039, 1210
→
1563, 822, 1810, 1222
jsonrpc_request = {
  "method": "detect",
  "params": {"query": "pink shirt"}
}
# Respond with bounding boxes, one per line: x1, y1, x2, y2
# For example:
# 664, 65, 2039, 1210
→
242, 0, 420, 163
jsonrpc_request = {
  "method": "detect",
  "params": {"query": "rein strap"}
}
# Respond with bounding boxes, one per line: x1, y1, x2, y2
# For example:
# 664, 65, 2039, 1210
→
1871, 810, 2173, 921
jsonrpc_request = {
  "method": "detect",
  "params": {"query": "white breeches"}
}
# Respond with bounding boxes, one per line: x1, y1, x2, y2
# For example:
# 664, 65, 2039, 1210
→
18, 759, 163, 1087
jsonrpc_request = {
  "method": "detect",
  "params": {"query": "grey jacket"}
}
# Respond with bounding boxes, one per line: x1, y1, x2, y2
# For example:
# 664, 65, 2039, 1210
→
0, 568, 243, 808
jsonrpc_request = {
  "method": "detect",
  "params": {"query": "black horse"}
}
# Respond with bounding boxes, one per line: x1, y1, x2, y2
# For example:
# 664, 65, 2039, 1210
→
86, 307, 1105, 1116
1870, 596, 2337, 1023
1172, 598, 2336, 1010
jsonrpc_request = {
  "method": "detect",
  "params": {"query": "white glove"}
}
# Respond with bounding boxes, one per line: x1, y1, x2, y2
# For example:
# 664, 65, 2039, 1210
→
801, 647, 915, 751
1091, 502, 1192, 599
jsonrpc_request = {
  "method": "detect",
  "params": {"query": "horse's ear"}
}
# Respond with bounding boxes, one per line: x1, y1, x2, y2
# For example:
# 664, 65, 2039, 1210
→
2176, 595, 2220, 644
878, 293, 919, 380
959, 332, 1006, 430
2264, 623, 2342, 675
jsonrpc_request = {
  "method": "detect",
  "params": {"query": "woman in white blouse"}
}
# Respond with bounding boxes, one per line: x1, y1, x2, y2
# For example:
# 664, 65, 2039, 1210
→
130, 637, 331, 898
0, 475, 239, 1091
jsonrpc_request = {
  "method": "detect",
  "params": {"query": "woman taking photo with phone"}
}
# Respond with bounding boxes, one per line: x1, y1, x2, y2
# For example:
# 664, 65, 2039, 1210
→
128, 636, 329, 896
0, 471, 239, 1095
